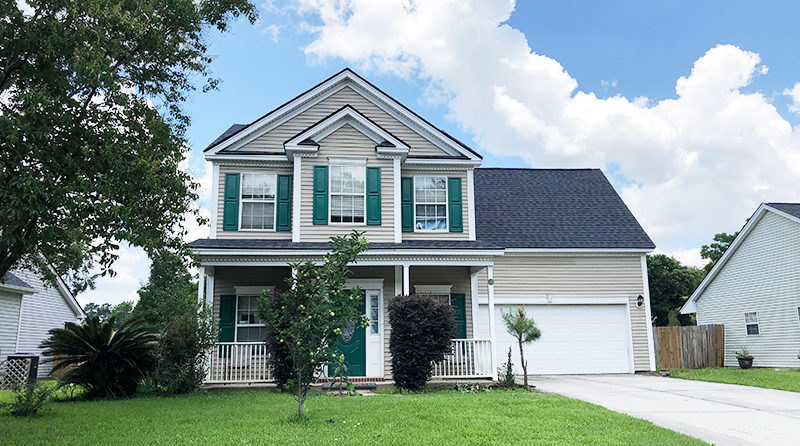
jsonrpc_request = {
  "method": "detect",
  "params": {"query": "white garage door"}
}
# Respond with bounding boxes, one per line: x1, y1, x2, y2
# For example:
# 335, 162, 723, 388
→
479, 304, 632, 374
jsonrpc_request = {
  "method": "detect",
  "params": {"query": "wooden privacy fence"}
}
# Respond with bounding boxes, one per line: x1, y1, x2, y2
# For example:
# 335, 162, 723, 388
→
653, 325, 724, 369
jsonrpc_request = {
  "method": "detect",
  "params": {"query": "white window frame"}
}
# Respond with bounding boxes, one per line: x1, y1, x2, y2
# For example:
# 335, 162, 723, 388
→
328, 158, 367, 226
414, 285, 453, 304
744, 311, 760, 336
413, 176, 449, 232
238, 172, 278, 232
234, 286, 275, 342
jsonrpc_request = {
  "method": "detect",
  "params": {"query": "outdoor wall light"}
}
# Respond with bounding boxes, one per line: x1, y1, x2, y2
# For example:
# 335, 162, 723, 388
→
487, 278, 494, 285
637, 295, 644, 307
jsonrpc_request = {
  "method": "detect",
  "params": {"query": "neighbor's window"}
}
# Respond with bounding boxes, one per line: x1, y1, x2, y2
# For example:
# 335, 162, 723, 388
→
236, 295, 266, 342
240, 173, 276, 230
414, 176, 447, 231
744, 312, 760, 336
330, 165, 365, 223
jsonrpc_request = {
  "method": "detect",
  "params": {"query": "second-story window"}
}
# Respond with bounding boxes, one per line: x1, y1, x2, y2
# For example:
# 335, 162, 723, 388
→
240, 173, 276, 230
414, 176, 447, 231
330, 165, 365, 224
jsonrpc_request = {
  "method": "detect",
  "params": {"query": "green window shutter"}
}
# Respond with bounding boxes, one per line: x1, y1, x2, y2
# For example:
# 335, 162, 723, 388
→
313, 166, 328, 225
450, 293, 467, 339
276, 174, 292, 231
218, 295, 236, 342
366, 167, 381, 225
401, 177, 414, 232
222, 173, 240, 231
448, 177, 463, 232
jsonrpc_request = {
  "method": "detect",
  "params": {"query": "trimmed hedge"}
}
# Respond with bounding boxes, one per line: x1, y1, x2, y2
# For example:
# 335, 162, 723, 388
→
388, 294, 456, 390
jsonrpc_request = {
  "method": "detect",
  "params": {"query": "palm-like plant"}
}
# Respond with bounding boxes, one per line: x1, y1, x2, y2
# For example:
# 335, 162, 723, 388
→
502, 307, 542, 389
40, 316, 158, 398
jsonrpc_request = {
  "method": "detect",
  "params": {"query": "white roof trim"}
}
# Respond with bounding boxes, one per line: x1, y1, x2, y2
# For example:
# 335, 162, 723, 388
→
0, 283, 35, 295
48, 264, 85, 318
284, 106, 410, 160
680, 204, 798, 314
206, 69, 481, 161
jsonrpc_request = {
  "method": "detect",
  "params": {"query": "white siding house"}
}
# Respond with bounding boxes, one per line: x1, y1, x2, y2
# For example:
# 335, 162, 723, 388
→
0, 269, 85, 377
681, 203, 800, 368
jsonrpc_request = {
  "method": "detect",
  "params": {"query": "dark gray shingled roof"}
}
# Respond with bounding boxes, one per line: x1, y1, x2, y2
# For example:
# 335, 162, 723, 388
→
2, 272, 33, 290
189, 239, 502, 250
474, 168, 655, 249
205, 124, 247, 150
767, 203, 800, 219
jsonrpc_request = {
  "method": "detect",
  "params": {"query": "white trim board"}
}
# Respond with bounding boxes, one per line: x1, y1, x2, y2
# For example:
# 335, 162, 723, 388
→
206, 69, 481, 162
477, 295, 630, 305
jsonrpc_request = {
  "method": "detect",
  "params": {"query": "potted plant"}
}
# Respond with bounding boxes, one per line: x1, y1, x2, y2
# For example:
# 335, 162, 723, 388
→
735, 348, 754, 369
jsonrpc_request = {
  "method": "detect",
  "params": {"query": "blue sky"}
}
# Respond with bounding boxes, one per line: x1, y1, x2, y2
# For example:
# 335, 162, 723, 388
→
80, 0, 800, 306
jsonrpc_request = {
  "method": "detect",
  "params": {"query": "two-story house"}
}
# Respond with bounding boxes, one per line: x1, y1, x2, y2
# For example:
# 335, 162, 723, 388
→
190, 69, 656, 385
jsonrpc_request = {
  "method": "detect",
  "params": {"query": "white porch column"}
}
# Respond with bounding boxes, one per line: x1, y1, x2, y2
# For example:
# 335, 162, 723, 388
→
402, 264, 410, 295
292, 155, 302, 242
394, 265, 402, 297
197, 266, 205, 306
393, 157, 402, 243
487, 265, 498, 380
205, 274, 214, 311
470, 268, 479, 339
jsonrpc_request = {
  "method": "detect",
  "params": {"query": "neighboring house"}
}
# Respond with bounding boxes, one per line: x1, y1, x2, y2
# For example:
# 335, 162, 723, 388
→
681, 203, 800, 368
0, 269, 85, 378
190, 69, 656, 384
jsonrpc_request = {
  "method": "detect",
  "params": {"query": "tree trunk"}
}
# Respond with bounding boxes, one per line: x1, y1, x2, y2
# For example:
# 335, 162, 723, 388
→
297, 386, 307, 418
518, 339, 528, 388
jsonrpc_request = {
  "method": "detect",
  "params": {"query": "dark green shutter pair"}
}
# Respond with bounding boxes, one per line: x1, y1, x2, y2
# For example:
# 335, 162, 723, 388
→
222, 173, 292, 231
400, 177, 463, 232
312, 165, 381, 225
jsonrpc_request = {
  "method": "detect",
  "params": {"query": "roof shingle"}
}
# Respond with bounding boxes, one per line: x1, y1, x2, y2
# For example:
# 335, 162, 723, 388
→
767, 203, 800, 220
474, 168, 655, 249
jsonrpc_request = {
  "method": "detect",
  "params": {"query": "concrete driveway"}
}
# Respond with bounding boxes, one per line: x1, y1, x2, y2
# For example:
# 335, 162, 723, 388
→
532, 374, 800, 446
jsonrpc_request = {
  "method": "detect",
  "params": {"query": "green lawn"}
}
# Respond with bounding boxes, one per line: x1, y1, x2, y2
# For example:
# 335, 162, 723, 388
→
670, 367, 800, 392
0, 388, 707, 445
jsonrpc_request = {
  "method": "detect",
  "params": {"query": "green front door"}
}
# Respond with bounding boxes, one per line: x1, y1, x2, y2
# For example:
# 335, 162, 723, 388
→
451, 293, 467, 339
331, 292, 366, 377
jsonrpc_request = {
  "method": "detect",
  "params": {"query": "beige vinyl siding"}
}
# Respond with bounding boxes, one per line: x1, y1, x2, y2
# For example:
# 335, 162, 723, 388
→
212, 267, 292, 320
300, 124, 395, 243
401, 170, 470, 241
477, 255, 650, 371
0, 291, 22, 364
240, 87, 451, 157
216, 165, 293, 240
409, 266, 473, 339
695, 211, 800, 368
12, 269, 82, 377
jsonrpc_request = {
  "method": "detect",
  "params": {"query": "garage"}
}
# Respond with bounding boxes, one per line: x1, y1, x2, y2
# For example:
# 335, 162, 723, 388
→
479, 304, 633, 374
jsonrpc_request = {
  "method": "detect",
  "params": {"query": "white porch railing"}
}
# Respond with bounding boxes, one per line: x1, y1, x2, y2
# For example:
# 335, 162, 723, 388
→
431, 339, 493, 379
205, 342, 273, 384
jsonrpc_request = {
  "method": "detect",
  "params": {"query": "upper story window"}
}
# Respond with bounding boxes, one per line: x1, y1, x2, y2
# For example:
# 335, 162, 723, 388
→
414, 176, 447, 231
330, 165, 365, 224
240, 173, 276, 230
744, 312, 760, 335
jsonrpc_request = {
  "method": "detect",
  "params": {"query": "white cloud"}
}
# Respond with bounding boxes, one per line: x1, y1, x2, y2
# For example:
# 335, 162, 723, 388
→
785, 82, 800, 114
601, 80, 618, 89
263, 24, 285, 42
654, 247, 705, 268
290, 0, 800, 255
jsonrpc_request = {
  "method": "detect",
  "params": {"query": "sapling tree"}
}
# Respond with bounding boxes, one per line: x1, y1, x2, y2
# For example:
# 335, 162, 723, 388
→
502, 307, 542, 388
257, 231, 369, 418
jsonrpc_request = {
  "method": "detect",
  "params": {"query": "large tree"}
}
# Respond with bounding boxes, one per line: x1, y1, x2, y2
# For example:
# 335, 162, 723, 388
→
700, 232, 739, 273
0, 0, 257, 292
647, 254, 704, 326
133, 249, 214, 394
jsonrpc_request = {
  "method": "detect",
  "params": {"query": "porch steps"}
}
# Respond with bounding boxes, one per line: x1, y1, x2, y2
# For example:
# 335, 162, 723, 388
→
322, 381, 378, 391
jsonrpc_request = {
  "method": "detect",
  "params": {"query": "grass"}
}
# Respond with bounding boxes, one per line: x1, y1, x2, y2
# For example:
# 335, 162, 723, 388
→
670, 367, 800, 392
0, 388, 708, 445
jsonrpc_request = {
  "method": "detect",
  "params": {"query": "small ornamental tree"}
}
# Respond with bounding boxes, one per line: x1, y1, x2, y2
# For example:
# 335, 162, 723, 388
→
501, 307, 542, 388
257, 231, 369, 418
388, 294, 456, 391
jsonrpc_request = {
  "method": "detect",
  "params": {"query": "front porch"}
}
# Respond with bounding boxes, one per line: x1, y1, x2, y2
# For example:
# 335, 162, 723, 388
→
204, 338, 494, 385
197, 255, 503, 386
